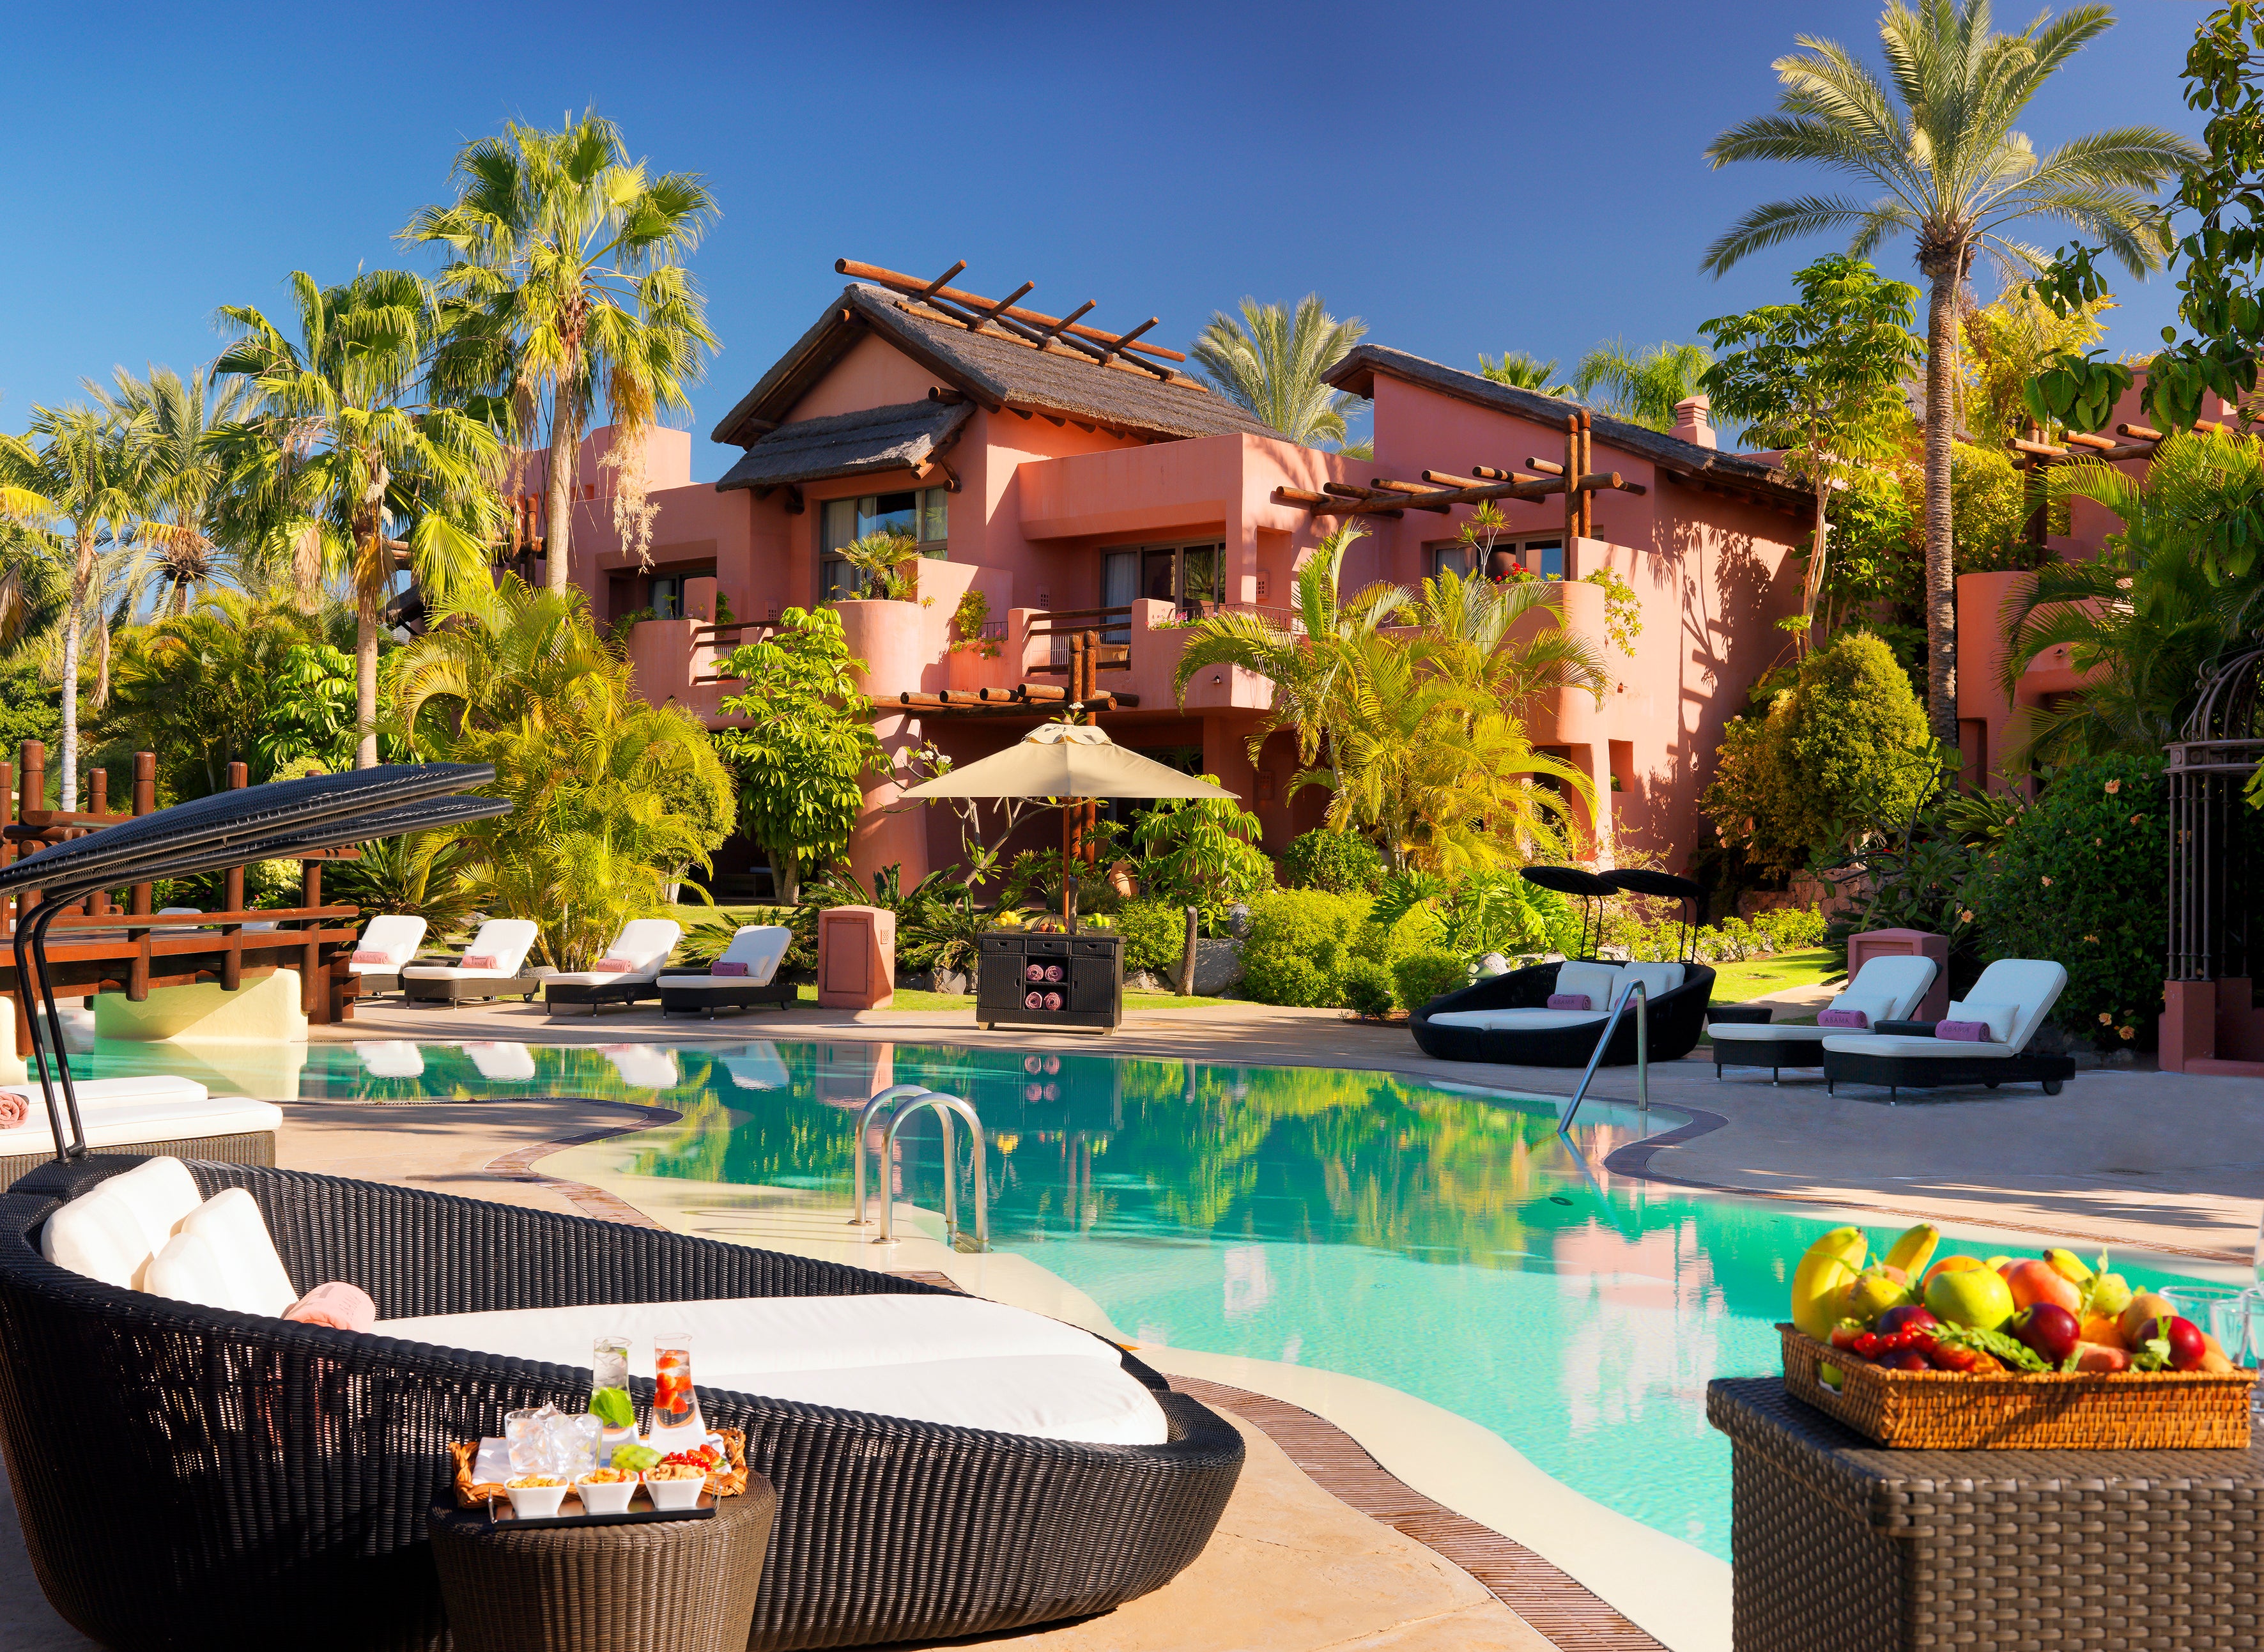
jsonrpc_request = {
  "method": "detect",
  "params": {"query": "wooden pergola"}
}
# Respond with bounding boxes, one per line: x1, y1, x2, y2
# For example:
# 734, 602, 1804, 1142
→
836, 259, 1201, 387
1272, 408, 1647, 543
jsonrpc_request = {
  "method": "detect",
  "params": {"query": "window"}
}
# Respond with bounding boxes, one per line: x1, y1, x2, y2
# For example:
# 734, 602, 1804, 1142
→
1097, 541, 1226, 614
1526, 539, 1564, 579
647, 566, 715, 620
820, 488, 951, 599
1429, 543, 1472, 581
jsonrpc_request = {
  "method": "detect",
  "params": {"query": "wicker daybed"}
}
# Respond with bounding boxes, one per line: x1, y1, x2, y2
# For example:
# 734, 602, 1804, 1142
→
0, 1155, 1244, 1652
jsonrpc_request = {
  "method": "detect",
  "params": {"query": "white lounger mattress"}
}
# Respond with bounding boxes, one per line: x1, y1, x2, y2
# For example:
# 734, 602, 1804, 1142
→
1822, 1034, 2020, 1060
0, 1095, 281, 1157
376, 1294, 1167, 1446
1708, 1021, 1828, 1044
3, 1075, 208, 1109
1426, 1008, 1606, 1033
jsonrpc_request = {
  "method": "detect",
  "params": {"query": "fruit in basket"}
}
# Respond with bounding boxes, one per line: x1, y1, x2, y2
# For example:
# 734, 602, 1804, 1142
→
2118, 1292, 2179, 1347
1841, 1267, 1915, 1327
1879, 1348, 1933, 1371
2074, 1341, 2131, 1372
1874, 1304, 1940, 1342
2043, 1248, 2093, 1286
2012, 1302, 2082, 1365
2088, 1272, 2134, 1320
1884, 1223, 1939, 1279
2080, 1313, 2127, 1349
1925, 1263, 2015, 1332
2134, 1315, 2207, 1372
1922, 1254, 1983, 1288
1790, 1227, 1870, 1341
2003, 1260, 2083, 1314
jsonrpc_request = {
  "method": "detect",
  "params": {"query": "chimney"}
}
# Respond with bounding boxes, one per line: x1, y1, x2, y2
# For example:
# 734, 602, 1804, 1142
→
1673, 394, 1717, 450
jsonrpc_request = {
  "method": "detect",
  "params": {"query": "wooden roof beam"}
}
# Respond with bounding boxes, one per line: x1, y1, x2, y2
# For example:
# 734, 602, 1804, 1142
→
1031, 300, 1098, 348
837, 258, 1189, 362
964, 279, 1036, 335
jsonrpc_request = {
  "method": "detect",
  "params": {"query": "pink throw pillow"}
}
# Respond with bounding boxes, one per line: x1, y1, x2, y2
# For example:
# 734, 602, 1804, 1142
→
1817, 1007, 1868, 1029
284, 1281, 376, 1332
592, 958, 635, 973
1546, 993, 1592, 1012
1936, 1020, 1991, 1042
460, 954, 500, 970
351, 948, 394, 964
711, 961, 750, 977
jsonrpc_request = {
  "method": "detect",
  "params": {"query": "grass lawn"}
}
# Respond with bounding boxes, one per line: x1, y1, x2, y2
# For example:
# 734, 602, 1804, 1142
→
789, 985, 1226, 1013
1708, 948, 1841, 1008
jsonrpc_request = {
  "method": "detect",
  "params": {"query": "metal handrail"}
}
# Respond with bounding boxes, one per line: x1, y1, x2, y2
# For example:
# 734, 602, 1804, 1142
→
1557, 980, 1649, 1136
849, 1085, 936, 1228
877, 1092, 988, 1251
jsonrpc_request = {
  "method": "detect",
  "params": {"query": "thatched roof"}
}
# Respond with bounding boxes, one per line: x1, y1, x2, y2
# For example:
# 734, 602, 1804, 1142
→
711, 284, 1279, 449
714, 399, 973, 493
1324, 344, 1810, 509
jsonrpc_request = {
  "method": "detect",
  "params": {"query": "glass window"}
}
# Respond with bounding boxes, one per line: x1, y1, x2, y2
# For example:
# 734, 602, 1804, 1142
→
1101, 551, 1139, 610
651, 575, 684, 621
1430, 543, 1472, 581
1527, 539, 1564, 579
920, 487, 948, 546
821, 490, 952, 600
1181, 544, 1223, 606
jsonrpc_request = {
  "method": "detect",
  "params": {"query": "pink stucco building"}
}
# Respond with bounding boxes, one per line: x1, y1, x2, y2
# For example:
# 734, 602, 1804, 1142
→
531, 270, 1821, 895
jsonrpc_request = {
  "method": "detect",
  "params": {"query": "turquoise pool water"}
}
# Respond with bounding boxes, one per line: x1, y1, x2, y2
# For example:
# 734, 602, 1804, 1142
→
58, 1036, 2223, 1560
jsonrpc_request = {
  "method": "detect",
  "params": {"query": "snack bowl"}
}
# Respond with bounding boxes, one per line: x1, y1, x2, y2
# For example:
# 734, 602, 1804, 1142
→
574, 1469, 637, 1515
504, 1476, 569, 1520
642, 1464, 706, 1511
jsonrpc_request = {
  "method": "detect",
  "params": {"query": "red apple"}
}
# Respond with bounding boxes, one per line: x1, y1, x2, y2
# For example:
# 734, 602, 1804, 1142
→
1875, 1304, 1940, 1341
2014, 1302, 2082, 1366
1880, 1348, 1933, 1371
2137, 1315, 2208, 1371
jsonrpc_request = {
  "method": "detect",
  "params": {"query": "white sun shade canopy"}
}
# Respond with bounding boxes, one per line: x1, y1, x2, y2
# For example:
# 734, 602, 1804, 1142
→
897, 723, 1235, 802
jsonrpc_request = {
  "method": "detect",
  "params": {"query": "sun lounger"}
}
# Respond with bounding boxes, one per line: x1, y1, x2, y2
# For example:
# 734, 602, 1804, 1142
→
540, 918, 684, 1015
0, 1090, 281, 1185
1710, 954, 1939, 1082
1822, 958, 2075, 1099
600, 1044, 679, 1088
462, 1042, 537, 1083
343, 914, 427, 999
658, 925, 795, 1017
402, 918, 541, 1004
1413, 957, 1716, 1067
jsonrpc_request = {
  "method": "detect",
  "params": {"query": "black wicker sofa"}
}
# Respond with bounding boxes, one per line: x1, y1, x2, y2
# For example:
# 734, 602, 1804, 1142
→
0, 1156, 1244, 1652
1410, 957, 1716, 1067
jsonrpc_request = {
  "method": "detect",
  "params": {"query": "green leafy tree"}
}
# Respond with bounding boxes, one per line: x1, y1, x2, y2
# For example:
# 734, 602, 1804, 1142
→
213, 270, 506, 766
0, 652, 60, 768
1702, 0, 2200, 746
1279, 827, 1385, 893
1190, 294, 1368, 447
1130, 788, 1274, 921
406, 111, 716, 582
1700, 256, 1925, 633
712, 605, 884, 906
1572, 339, 1714, 430
836, 530, 920, 601
88, 364, 256, 614
1476, 351, 1572, 396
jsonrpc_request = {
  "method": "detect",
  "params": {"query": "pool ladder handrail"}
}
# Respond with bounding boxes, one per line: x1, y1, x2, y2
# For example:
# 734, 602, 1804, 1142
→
1557, 980, 1649, 1136
849, 1085, 989, 1251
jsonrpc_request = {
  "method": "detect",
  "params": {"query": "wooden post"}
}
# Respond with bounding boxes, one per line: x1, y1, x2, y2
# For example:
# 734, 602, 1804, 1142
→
1, 757, 16, 1058
222, 762, 247, 991
86, 769, 109, 918
17, 742, 43, 925
300, 856, 325, 1021
130, 753, 155, 918
1563, 415, 1580, 549
1578, 410, 1594, 541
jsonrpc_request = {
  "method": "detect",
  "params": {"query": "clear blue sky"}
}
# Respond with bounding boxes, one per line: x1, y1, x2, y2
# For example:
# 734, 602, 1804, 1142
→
0, 1, 2213, 481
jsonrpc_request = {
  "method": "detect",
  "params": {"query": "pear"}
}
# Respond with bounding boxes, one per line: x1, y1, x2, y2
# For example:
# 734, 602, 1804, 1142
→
2088, 1272, 2134, 1320
1841, 1266, 1916, 1328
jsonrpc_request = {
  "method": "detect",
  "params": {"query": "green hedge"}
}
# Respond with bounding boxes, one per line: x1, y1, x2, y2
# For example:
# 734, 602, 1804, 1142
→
1392, 950, 1468, 1011
1240, 889, 1373, 1007
1113, 899, 1189, 975
1279, 829, 1384, 895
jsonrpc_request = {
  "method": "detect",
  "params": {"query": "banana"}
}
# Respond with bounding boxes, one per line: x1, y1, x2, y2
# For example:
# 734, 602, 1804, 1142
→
2043, 1247, 2094, 1285
1791, 1226, 1869, 1342
1883, 1223, 1939, 1279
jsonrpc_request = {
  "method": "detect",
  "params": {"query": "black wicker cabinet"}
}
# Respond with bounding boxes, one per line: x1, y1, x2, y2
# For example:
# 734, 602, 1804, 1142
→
0, 1157, 1243, 1652
978, 932, 1123, 1032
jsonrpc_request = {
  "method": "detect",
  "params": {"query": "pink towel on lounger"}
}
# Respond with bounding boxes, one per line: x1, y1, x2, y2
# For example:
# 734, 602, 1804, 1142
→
284, 1282, 376, 1332
460, 954, 501, 970
593, 958, 635, 973
1936, 1020, 1991, 1042
351, 948, 394, 964
1817, 1007, 1868, 1029
710, 961, 750, 977
0, 1092, 24, 1129
1546, 993, 1591, 1011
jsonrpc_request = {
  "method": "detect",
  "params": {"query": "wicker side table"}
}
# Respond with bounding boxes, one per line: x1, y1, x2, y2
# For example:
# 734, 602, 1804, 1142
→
1708, 1377, 2264, 1651
427, 1476, 778, 1652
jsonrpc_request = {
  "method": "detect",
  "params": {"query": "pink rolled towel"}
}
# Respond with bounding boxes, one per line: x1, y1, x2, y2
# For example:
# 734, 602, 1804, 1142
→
1936, 1020, 1991, 1042
1546, 994, 1590, 1011
1817, 1007, 1868, 1029
460, 953, 501, 970
1026, 963, 1044, 983
1025, 991, 1045, 1010
710, 961, 750, 977
592, 957, 636, 973
1045, 963, 1064, 983
350, 948, 394, 964
1043, 991, 1063, 1011
285, 1281, 376, 1332
0, 1092, 25, 1129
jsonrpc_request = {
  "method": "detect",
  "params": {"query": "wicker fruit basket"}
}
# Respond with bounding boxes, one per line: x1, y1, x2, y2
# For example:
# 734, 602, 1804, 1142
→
449, 1426, 749, 1506
1779, 1324, 2258, 1450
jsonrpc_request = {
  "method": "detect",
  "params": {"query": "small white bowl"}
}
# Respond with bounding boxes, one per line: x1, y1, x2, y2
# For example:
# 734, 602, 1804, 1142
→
574, 1474, 636, 1515
642, 1472, 705, 1511
504, 1480, 569, 1520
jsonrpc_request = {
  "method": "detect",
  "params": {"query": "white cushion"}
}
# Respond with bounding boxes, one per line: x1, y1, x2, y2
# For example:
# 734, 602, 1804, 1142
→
463, 1042, 536, 1082
357, 1042, 426, 1078
1428, 1008, 1605, 1032
403, 918, 539, 979
1615, 961, 1685, 1003
1555, 961, 1621, 1007
721, 1044, 790, 1090
1822, 1033, 2020, 1060
143, 1231, 243, 1312
602, 918, 682, 977
174, 1188, 298, 1317
1944, 999, 2018, 1045
713, 1354, 1167, 1446
656, 974, 783, 992
1963, 959, 2068, 1054
679, 925, 794, 987
1822, 991, 1898, 1030
0, 1097, 282, 1159
98, 1157, 203, 1257
1708, 1021, 1829, 1044
1, 1075, 208, 1111
41, 1186, 157, 1290
355, 914, 426, 968
1847, 955, 1939, 1021
601, 1046, 679, 1087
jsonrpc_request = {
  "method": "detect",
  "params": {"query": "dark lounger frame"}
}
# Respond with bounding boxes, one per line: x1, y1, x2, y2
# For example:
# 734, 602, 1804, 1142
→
658, 980, 796, 1017
404, 971, 542, 1005
0, 1156, 1244, 1652
543, 977, 666, 1016
1410, 959, 1717, 1068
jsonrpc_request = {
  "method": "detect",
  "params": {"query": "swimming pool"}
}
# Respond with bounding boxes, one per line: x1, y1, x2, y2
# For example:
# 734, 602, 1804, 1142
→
60, 1035, 2225, 1562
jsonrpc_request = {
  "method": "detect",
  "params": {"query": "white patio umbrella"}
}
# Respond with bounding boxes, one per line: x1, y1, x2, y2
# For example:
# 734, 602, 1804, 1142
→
897, 723, 1234, 922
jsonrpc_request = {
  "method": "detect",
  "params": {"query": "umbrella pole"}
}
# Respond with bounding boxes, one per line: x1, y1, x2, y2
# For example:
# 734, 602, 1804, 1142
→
1061, 800, 1075, 929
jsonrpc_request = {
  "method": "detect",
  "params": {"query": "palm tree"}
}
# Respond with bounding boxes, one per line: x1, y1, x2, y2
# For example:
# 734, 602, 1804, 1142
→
1477, 351, 1573, 397
1700, 0, 2200, 747
1190, 295, 1369, 447
1998, 429, 2264, 768
213, 269, 506, 768
88, 364, 256, 614
1573, 339, 1714, 430
404, 110, 719, 590
0, 404, 155, 806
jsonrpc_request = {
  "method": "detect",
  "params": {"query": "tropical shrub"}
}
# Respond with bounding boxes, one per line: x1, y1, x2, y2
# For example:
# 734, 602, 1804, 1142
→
1239, 889, 1371, 1007
1113, 898, 1189, 976
1279, 828, 1384, 894
1373, 867, 1580, 963
1131, 789, 1274, 919
1392, 950, 1469, 1011
1340, 957, 1397, 1019
325, 831, 483, 942
1967, 754, 2167, 1049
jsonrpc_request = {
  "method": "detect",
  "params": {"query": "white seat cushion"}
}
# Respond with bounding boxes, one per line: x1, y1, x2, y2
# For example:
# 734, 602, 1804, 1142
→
1822, 1033, 2020, 1060
1555, 961, 1621, 1007
143, 1231, 242, 1312
353, 915, 426, 969
174, 1188, 298, 1316
1708, 1021, 1829, 1044
1944, 999, 2019, 1045
1615, 961, 1685, 1002
714, 1354, 1167, 1446
657, 974, 783, 992
0, 1096, 282, 1159
98, 1157, 203, 1256
1962, 959, 2069, 1054
1820, 991, 1898, 1030
404, 918, 539, 980
663, 925, 793, 990
1846, 955, 1939, 1021
1, 1075, 208, 1111
41, 1185, 158, 1290
1428, 1008, 1605, 1033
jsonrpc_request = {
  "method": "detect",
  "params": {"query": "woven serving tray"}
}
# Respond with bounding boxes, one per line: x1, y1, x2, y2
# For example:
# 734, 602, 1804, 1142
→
1780, 1324, 2258, 1449
450, 1426, 748, 1507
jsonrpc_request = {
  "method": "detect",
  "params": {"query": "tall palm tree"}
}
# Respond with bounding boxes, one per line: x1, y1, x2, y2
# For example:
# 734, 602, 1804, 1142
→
1700, 0, 2199, 746
0, 405, 154, 806
404, 111, 719, 589
1190, 295, 1369, 447
1477, 351, 1573, 397
88, 364, 256, 614
1573, 339, 1715, 431
213, 269, 506, 768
